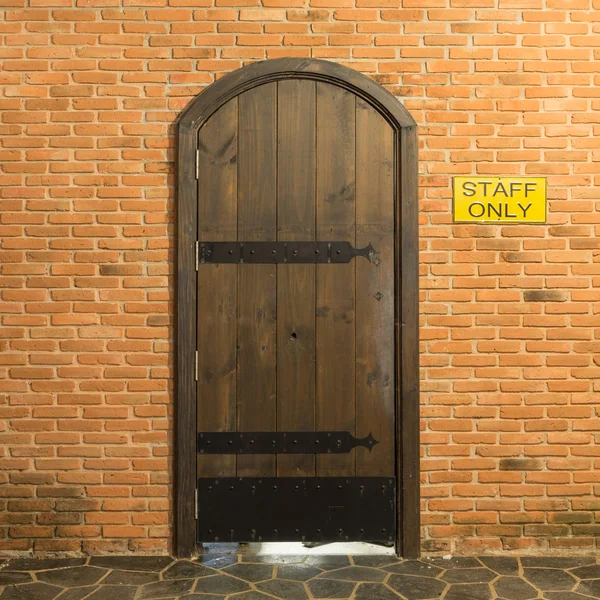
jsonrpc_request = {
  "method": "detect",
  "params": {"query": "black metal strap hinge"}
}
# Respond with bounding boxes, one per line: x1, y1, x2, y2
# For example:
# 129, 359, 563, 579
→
198, 241, 376, 265
197, 431, 378, 454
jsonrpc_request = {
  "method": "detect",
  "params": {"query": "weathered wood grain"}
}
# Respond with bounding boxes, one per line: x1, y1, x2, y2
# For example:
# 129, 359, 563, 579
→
277, 80, 317, 477
315, 82, 356, 478
236, 83, 278, 477
197, 98, 238, 479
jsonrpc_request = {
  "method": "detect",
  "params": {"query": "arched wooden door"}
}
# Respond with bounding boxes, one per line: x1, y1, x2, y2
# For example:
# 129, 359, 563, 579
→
177, 59, 419, 558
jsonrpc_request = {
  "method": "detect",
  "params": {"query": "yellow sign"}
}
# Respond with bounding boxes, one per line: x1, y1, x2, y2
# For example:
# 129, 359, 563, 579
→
453, 177, 547, 223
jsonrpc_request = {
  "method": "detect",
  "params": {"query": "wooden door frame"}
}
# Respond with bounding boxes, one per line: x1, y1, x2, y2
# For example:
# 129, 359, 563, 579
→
175, 58, 419, 559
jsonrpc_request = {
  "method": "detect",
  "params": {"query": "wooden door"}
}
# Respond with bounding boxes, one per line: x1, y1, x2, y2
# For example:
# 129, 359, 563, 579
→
177, 59, 419, 556
195, 78, 396, 544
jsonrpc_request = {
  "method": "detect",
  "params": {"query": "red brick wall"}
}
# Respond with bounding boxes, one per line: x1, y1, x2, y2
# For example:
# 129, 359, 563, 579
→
1, 2, 599, 555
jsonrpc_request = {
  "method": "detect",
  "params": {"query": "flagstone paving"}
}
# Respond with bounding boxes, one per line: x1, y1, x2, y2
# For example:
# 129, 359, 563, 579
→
1, 554, 600, 599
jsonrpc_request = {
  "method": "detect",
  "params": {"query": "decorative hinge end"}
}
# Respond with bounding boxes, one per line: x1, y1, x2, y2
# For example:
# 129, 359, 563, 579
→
195, 241, 199, 271
359, 243, 378, 263
195, 149, 200, 180
362, 433, 379, 452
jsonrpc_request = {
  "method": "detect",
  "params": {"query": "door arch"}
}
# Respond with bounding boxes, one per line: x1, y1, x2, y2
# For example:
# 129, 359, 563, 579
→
176, 58, 419, 558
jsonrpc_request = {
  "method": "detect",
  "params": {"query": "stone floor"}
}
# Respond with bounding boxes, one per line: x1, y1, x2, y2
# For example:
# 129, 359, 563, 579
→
1, 554, 600, 600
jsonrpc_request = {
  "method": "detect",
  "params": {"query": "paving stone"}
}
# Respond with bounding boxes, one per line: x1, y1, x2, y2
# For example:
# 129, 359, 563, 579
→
228, 593, 275, 600
307, 579, 356, 598
387, 574, 446, 599
575, 579, 600, 597
6, 559, 86, 572
163, 561, 216, 580
524, 568, 577, 591
277, 564, 323, 581
442, 568, 495, 583
37, 566, 107, 587
423, 557, 481, 570
351, 555, 399, 568
257, 578, 309, 600
570, 565, 600, 579
180, 595, 226, 600
355, 583, 401, 600
138, 579, 195, 599
384, 561, 443, 577
54, 587, 98, 600
444, 583, 491, 600
194, 554, 238, 568
545, 593, 597, 600
478, 557, 519, 576
102, 570, 160, 585
241, 554, 305, 564
2, 554, 595, 600
493, 576, 537, 600
0, 572, 33, 585
316, 566, 386, 582
0, 582, 63, 600
306, 556, 351, 570
89, 556, 173, 572
84, 586, 138, 600
222, 562, 274, 582
192, 574, 250, 594
521, 558, 594, 569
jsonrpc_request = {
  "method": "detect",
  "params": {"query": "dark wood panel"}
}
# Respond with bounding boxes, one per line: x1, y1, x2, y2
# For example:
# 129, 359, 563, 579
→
176, 120, 198, 558
196, 99, 238, 479
236, 83, 278, 477
355, 99, 396, 477
399, 124, 421, 558
315, 82, 356, 478
276, 80, 317, 477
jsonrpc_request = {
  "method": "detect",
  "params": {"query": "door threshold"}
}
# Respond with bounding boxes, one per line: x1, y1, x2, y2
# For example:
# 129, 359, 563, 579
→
200, 541, 397, 558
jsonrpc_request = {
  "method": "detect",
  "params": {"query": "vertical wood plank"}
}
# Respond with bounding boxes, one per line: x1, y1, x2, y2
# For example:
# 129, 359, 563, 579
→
237, 83, 278, 477
399, 125, 421, 558
355, 99, 396, 477
177, 122, 198, 558
315, 82, 356, 477
276, 80, 316, 477
197, 99, 238, 479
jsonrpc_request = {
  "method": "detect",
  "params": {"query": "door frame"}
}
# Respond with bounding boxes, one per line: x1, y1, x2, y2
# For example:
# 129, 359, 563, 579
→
175, 58, 419, 559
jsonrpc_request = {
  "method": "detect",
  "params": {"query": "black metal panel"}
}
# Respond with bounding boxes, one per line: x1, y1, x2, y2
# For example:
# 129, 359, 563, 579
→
197, 431, 378, 454
199, 241, 376, 264
197, 477, 396, 543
